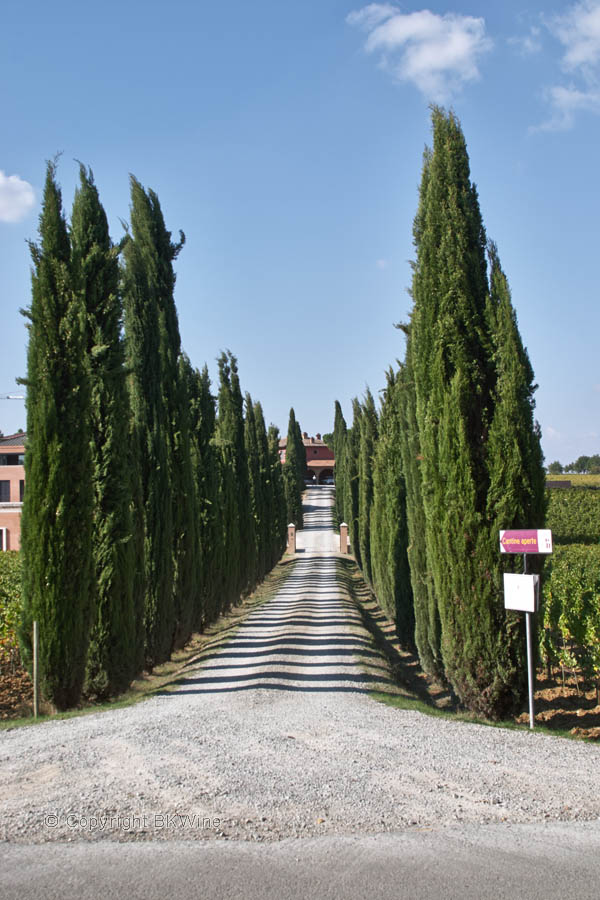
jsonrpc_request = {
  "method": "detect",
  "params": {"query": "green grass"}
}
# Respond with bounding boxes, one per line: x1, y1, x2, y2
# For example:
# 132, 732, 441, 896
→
369, 691, 576, 739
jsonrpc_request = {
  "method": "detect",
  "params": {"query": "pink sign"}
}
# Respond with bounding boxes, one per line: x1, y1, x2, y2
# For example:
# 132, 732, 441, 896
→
499, 529, 553, 554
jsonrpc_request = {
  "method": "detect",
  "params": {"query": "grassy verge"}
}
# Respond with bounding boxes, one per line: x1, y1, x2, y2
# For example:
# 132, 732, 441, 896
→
0, 555, 297, 731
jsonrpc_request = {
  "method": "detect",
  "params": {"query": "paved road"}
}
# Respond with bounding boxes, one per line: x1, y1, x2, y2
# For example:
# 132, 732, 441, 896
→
1, 486, 599, 896
2, 824, 600, 900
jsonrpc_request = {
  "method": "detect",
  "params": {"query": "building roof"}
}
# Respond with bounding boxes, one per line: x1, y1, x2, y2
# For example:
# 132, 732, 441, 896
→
306, 460, 335, 470
0, 433, 26, 447
279, 436, 331, 448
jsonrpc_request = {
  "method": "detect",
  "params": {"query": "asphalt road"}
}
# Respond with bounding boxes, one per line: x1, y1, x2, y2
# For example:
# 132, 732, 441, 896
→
2, 823, 600, 900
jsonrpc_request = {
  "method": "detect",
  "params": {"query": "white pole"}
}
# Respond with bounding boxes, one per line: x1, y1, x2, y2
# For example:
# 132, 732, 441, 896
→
33, 620, 39, 719
525, 611, 535, 729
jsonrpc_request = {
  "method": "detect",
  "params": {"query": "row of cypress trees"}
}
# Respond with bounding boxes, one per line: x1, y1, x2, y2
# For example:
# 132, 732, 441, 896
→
19, 161, 287, 710
334, 108, 546, 719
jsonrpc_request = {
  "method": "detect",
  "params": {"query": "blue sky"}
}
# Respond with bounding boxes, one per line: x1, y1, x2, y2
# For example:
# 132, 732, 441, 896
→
1, 0, 598, 465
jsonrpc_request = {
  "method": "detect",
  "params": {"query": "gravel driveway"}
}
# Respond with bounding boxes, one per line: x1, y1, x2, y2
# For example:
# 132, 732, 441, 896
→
1, 487, 599, 845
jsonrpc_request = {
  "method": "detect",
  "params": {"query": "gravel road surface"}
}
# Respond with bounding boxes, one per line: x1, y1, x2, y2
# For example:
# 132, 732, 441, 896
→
1, 487, 599, 853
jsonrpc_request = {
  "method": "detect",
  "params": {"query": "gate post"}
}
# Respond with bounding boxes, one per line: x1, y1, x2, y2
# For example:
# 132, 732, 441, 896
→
287, 523, 296, 554
340, 522, 348, 554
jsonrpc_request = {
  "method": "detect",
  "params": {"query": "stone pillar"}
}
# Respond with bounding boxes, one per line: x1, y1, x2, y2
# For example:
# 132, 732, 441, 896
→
287, 523, 296, 554
340, 522, 348, 555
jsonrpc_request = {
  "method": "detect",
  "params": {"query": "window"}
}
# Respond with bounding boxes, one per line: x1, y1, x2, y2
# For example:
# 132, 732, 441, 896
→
0, 481, 10, 502
20, 480, 25, 502
0, 528, 7, 551
0, 454, 23, 466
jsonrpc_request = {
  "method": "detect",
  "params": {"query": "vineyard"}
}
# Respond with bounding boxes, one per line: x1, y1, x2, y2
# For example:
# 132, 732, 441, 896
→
546, 488, 600, 544
539, 489, 600, 715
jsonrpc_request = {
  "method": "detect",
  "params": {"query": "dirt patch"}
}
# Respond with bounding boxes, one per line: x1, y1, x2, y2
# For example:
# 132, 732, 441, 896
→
0, 664, 33, 719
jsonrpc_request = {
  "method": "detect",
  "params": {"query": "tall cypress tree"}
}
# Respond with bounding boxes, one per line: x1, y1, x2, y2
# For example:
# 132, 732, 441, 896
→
345, 399, 362, 567
172, 354, 199, 648
216, 351, 253, 600
19, 160, 94, 709
191, 363, 221, 624
244, 393, 262, 590
283, 408, 304, 529
397, 328, 442, 676
370, 369, 414, 644
253, 401, 274, 580
268, 424, 288, 567
70, 165, 140, 698
409, 107, 537, 717
122, 177, 174, 668
358, 388, 378, 584
332, 400, 347, 525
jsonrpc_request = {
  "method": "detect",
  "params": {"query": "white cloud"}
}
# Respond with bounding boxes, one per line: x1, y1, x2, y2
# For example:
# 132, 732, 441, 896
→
509, 26, 542, 57
346, 5, 492, 102
535, 83, 600, 131
538, 1, 600, 129
0, 171, 35, 223
550, 0, 600, 72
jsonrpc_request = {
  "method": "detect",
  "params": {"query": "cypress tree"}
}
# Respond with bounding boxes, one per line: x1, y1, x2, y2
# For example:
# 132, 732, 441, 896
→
19, 160, 94, 709
70, 165, 139, 697
244, 393, 262, 590
345, 399, 362, 567
358, 388, 378, 584
172, 354, 199, 648
122, 177, 174, 668
253, 401, 274, 579
283, 408, 304, 529
216, 351, 253, 599
332, 401, 347, 525
268, 424, 288, 567
370, 369, 414, 644
410, 107, 537, 717
397, 329, 442, 676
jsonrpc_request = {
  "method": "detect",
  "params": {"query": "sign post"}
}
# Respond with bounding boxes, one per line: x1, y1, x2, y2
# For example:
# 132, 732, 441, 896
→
500, 530, 552, 730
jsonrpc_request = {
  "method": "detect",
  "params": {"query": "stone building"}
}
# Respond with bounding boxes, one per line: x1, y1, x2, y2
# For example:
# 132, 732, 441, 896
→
0, 433, 25, 551
278, 432, 334, 485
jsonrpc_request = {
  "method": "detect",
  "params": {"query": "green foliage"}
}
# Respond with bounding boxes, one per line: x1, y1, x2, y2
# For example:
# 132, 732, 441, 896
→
332, 401, 347, 527
19, 160, 94, 710
0, 553, 22, 671
216, 351, 253, 599
70, 164, 140, 699
547, 461, 564, 474
370, 370, 414, 644
283, 408, 304, 529
345, 400, 362, 568
122, 177, 175, 668
546, 488, 600, 545
402, 108, 546, 718
540, 545, 600, 685
268, 423, 288, 567
358, 388, 378, 585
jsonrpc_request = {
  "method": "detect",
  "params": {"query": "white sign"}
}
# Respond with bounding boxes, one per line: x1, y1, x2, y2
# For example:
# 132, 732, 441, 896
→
503, 573, 540, 613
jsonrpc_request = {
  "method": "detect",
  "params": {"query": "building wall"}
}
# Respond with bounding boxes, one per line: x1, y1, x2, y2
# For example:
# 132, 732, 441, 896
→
0, 441, 25, 551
